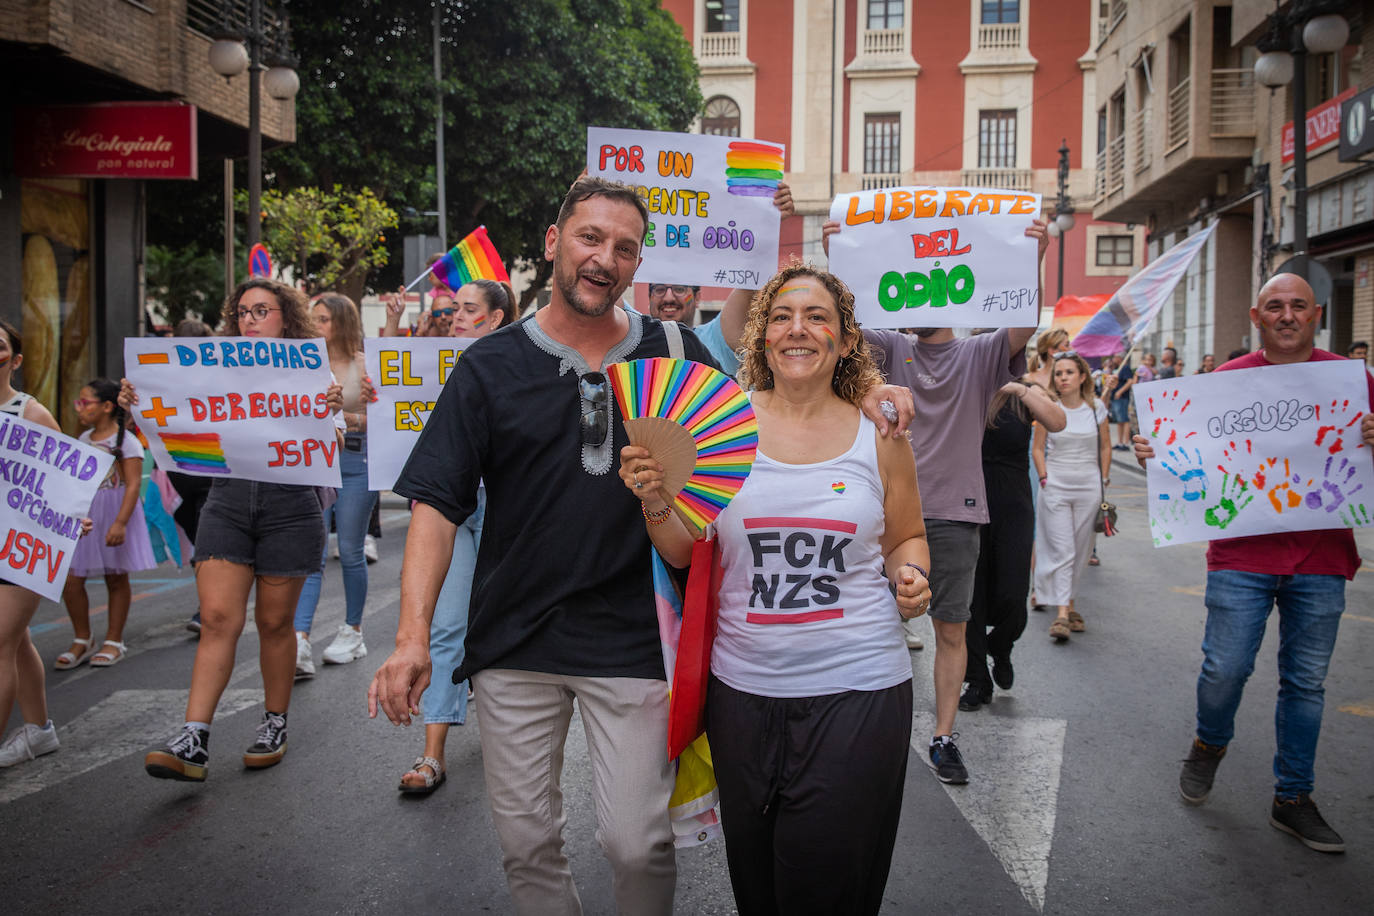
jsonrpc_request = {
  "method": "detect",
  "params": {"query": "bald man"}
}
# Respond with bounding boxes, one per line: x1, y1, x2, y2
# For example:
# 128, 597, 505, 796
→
1135, 272, 1374, 853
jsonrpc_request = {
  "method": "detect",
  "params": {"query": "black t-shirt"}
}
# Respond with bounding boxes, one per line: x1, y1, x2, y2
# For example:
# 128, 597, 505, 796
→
394, 309, 720, 682
1112, 365, 1132, 400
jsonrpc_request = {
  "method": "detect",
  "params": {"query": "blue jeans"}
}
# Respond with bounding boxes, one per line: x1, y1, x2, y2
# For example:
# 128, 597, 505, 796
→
421, 488, 485, 725
1198, 570, 1346, 799
294, 445, 377, 632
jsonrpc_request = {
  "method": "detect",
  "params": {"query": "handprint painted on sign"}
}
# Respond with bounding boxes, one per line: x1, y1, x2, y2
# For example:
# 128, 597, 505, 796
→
1159, 447, 1209, 502
1302, 456, 1365, 512
1147, 389, 1199, 447
1202, 473, 1255, 530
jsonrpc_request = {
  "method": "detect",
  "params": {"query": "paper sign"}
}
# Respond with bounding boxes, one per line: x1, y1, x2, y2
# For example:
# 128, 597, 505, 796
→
0, 414, 114, 600
827, 186, 1042, 329
364, 337, 473, 491
1136, 360, 1374, 546
586, 127, 785, 289
125, 337, 342, 487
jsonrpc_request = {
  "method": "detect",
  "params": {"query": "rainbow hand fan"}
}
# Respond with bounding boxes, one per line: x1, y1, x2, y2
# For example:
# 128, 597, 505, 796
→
607, 358, 758, 530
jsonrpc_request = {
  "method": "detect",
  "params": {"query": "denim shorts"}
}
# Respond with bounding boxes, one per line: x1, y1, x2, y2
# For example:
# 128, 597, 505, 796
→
193, 479, 326, 578
1108, 397, 1130, 424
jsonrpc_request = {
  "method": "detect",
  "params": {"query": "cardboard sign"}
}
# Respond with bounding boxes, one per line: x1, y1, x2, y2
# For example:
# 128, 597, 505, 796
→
124, 337, 342, 486
0, 414, 114, 600
1136, 360, 1374, 546
364, 337, 473, 491
587, 127, 785, 289
827, 186, 1042, 329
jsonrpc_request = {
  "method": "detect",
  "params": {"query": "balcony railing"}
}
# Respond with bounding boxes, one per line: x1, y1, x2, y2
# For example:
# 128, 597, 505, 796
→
960, 168, 1033, 191
1108, 133, 1126, 194
862, 27, 906, 57
699, 31, 742, 60
1098, 0, 1127, 44
1132, 106, 1151, 173
1210, 68, 1256, 137
1167, 77, 1191, 151
977, 23, 1021, 50
861, 173, 903, 191
1094, 148, 1108, 201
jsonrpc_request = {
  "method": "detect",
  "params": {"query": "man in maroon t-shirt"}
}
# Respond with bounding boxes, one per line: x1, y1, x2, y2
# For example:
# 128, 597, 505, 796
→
1135, 272, 1374, 853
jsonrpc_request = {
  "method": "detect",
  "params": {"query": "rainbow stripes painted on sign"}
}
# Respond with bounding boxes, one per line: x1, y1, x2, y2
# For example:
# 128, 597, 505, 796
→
607, 357, 758, 530
160, 432, 231, 474
724, 141, 784, 198
431, 226, 510, 291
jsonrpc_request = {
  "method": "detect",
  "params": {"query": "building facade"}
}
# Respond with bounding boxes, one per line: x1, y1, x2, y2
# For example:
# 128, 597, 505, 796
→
661, 0, 1145, 323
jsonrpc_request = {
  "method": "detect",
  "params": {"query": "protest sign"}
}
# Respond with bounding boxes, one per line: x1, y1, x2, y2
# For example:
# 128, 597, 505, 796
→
586, 127, 785, 289
826, 186, 1042, 329
1136, 360, 1373, 546
0, 414, 113, 600
364, 337, 472, 491
124, 337, 342, 487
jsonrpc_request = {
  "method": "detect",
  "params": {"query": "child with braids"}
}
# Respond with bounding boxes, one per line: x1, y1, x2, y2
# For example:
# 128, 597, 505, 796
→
54, 378, 157, 669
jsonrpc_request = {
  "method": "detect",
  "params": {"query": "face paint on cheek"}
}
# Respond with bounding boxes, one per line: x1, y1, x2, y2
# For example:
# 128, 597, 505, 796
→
821, 326, 837, 354
472, 314, 487, 328
0, 355, 9, 368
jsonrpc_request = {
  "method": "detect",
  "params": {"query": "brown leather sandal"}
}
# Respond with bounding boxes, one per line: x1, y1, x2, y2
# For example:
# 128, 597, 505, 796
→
1049, 619, 1071, 641
1067, 611, 1085, 632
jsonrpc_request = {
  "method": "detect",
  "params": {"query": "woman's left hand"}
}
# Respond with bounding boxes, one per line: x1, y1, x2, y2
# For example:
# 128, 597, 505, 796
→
325, 382, 344, 413
105, 520, 126, 547
79, 518, 94, 538
618, 445, 666, 501
892, 566, 931, 620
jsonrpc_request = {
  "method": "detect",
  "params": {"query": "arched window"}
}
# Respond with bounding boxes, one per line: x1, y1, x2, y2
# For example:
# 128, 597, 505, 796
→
701, 96, 741, 137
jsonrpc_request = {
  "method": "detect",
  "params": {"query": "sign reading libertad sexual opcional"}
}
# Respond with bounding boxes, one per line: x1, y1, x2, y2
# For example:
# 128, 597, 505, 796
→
1136, 360, 1373, 547
364, 337, 472, 491
827, 187, 1043, 329
0, 414, 113, 600
125, 337, 342, 487
586, 127, 785, 289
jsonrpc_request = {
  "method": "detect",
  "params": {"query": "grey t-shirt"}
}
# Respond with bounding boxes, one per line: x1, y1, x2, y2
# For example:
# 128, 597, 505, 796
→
863, 328, 1024, 524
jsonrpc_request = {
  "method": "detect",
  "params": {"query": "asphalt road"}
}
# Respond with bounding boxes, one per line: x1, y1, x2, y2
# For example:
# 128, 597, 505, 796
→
5, 464, 1373, 915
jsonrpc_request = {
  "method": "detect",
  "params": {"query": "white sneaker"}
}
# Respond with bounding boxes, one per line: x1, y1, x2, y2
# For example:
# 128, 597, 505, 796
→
322, 624, 367, 665
903, 618, 924, 650
0, 720, 60, 767
364, 535, 378, 564
295, 633, 315, 680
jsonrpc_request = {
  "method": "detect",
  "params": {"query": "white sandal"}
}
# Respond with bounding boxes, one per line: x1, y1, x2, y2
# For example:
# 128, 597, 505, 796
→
89, 640, 128, 667
54, 637, 94, 670
398, 755, 446, 795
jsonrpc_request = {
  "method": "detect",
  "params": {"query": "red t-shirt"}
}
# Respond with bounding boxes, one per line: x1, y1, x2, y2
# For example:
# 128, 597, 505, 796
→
1206, 348, 1373, 579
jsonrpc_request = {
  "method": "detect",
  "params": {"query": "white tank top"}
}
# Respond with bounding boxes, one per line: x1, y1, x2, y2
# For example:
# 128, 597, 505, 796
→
711, 409, 912, 698
0, 392, 33, 416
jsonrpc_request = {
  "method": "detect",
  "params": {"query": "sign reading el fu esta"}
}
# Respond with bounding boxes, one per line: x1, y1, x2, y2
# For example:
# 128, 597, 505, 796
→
364, 338, 472, 491
125, 337, 342, 487
826, 186, 1043, 330
0, 414, 114, 601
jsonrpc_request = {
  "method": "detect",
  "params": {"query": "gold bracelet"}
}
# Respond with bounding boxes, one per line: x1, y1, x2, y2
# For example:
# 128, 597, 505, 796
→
641, 503, 673, 526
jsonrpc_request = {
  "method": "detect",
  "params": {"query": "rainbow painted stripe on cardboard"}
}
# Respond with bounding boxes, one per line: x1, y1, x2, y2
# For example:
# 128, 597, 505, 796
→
724, 141, 784, 198
431, 226, 510, 291
607, 357, 758, 530
160, 432, 231, 474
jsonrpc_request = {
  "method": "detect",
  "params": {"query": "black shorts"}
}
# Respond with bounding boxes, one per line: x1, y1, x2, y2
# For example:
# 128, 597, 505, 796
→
192, 479, 325, 578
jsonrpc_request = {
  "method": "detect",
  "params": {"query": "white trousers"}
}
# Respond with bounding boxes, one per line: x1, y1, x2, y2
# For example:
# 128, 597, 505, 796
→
1033, 477, 1099, 607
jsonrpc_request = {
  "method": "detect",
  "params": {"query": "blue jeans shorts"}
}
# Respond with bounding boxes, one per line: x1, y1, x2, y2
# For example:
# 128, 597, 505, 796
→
193, 479, 325, 578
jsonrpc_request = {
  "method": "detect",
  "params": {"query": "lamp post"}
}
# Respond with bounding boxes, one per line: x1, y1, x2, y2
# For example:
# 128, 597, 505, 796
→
1047, 138, 1075, 302
1254, 1, 1351, 281
208, 1, 300, 251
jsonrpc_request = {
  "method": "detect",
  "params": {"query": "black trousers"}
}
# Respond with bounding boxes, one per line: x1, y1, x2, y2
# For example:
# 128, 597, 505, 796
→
706, 675, 913, 916
966, 470, 1033, 690
166, 471, 213, 548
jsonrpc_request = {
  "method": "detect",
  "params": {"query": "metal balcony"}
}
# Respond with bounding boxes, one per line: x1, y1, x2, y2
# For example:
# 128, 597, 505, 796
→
1132, 106, 1151, 173
1210, 68, 1256, 138
1167, 77, 1191, 152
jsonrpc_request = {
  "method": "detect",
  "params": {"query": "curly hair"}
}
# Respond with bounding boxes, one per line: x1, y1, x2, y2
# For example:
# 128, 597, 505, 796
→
738, 262, 883, 407
219, 278, 315, 340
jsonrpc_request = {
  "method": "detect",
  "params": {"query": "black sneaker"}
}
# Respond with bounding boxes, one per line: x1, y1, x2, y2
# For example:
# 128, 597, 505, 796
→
991, 653, 1014, 690
185, 612, 202, 635
927, 735, 969, 785
1179, 738, 1226, 805
1270, 795, 1345, 853
145, 725, 209, 781
243, 711, 288, 769
958, 684, 991, 711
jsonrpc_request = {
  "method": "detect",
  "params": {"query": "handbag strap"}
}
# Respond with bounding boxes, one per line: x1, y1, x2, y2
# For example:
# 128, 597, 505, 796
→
1094, 400, 1108, 505
663, 319, 685, 360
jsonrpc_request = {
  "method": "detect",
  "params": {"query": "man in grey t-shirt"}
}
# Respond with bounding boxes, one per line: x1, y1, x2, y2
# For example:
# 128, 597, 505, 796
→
825, 218, 1049, 786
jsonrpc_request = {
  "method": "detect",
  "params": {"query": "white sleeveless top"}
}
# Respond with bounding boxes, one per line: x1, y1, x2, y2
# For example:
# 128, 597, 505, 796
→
712, 410, 912, 698
0, 392, 33, 416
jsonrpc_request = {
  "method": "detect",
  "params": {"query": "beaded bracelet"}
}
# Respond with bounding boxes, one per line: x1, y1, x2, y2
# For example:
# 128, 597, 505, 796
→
642, 503, 673, 526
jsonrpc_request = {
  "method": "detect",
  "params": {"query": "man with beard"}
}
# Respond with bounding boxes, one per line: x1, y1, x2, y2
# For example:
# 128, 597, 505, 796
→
822, 218, 1049, 786
370, 176, 718, 914
1135, 271, 1374, 854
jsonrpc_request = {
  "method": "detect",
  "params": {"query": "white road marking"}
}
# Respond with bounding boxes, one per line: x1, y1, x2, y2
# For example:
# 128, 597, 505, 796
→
914, 711, 1066, 913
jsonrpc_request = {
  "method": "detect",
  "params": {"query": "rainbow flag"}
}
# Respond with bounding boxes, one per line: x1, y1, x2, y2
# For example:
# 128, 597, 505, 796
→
431, 226, 510, 290
724, 141, 784, 197
160, 432, 231, 475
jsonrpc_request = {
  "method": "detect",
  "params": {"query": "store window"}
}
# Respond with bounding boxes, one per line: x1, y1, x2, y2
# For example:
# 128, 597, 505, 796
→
19, 178, 94, 433
706, 0, 740, 32
864, 113, 901, 175
701, 96, 742, 136
1095, 234, 1134, 267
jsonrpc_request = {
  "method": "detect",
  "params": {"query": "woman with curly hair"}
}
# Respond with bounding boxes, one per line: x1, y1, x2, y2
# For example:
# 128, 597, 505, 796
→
122, 278, 342, 781
619, 263, 931, 915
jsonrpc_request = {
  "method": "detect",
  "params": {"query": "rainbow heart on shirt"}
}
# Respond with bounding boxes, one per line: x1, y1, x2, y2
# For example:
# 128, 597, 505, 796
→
831, 482, 846, 494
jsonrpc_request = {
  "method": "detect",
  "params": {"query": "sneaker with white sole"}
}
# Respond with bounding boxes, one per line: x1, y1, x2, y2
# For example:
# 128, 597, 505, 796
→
322, 624, 367, 665
364, 534, 379, 564
295, 632, 315, 680
0, 720, 60, 767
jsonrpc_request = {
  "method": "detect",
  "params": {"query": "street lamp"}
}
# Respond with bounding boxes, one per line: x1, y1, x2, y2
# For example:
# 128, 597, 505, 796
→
207, 1, 299, 250
1253, 1, 1351, 281
1049, 138, 1074, 301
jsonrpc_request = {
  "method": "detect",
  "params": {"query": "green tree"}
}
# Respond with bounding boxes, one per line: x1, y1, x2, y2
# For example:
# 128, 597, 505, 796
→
145, 243, 225, 327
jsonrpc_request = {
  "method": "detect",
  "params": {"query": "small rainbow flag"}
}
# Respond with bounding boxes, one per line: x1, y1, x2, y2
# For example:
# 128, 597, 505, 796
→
430, 226, 510, 291
724, 141, 784, 197
160, 432, 231, 475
